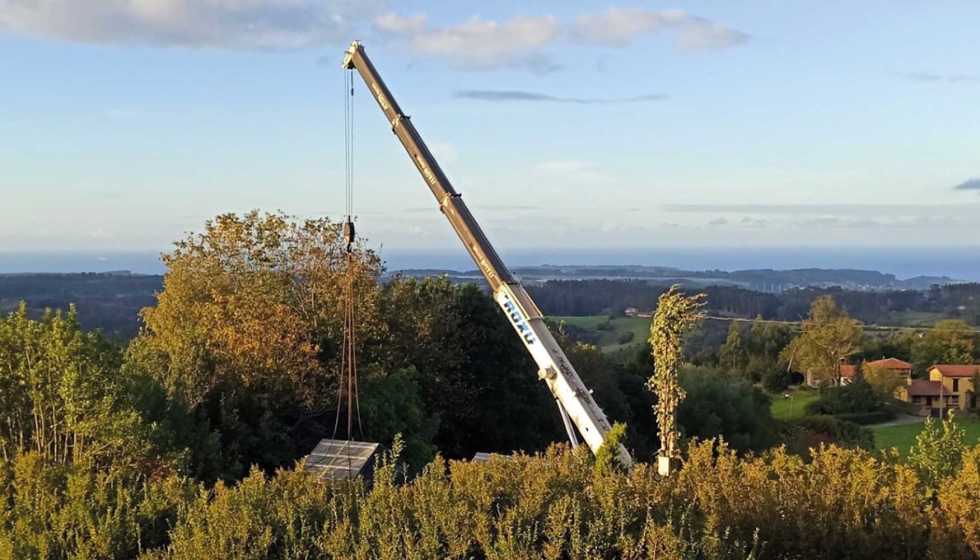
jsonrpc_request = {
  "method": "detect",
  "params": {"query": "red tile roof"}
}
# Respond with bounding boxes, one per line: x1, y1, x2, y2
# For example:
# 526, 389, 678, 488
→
930, 365, 980, 378
867, 357, 912, 370
907, 380, 944, 397
841, 364, 857, 379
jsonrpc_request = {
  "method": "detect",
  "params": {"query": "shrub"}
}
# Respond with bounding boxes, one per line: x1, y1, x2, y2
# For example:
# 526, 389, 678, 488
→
615, 331, 635, 345
788, 415, 875, 450
833, 410, 896, 425
761, 368, 792, 392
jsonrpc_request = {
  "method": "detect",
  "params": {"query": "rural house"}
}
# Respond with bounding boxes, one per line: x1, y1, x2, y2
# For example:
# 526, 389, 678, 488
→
895, 364, 980, 417
840, 357, 913, 385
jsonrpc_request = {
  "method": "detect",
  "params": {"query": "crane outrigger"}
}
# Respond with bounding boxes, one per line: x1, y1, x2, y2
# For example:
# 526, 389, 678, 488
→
342, 41, 632, 467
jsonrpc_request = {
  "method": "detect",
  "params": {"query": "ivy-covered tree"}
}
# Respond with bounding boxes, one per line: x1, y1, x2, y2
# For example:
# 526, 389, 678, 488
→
648, 285, 705, 474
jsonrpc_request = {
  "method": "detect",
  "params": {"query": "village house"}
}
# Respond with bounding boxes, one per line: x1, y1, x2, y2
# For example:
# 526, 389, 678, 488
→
895, 364, 980, 417
840, 357, 913, 385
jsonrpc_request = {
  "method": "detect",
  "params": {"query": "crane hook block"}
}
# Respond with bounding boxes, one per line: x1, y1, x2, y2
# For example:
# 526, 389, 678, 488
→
343, 220, 355, 251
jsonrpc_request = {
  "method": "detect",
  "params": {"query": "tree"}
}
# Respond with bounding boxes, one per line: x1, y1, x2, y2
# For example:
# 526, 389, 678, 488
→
0, 305, 155, 469
677, 365, 776, 453
718, 322, 748, 378
378, 277, 563, 459
863, 363, 906, 402
648, 286, 705, 473
126, 211, 385, 478
911, 320, 978, 374
780, 296, 864, 386
908, 413, 966, 487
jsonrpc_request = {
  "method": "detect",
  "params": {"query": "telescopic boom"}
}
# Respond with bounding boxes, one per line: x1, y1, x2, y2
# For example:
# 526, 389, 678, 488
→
342, 40, 631, 467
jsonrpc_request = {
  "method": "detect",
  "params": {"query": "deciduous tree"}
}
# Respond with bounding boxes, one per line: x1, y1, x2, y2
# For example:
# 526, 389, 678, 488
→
780, 296, 864, 386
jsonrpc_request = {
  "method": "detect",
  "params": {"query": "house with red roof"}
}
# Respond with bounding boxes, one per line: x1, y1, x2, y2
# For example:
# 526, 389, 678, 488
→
840, 357, 912, 386
896, 364, 980, 417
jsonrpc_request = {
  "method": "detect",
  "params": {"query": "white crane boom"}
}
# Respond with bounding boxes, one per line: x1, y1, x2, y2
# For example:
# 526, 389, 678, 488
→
342, 41, 631, 467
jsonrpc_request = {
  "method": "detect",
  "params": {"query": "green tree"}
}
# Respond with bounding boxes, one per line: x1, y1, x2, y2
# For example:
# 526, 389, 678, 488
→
780, 296, 864, 386
126, 211, 384, 478
718, 321, 748, 378
0, 305, 156, 469
863, 363, 906, 401
908, 413, 966, 487
378, 277, 562, 459
677, 365, 776, 453
911, 320, 978, 374
648, 286, 705, 470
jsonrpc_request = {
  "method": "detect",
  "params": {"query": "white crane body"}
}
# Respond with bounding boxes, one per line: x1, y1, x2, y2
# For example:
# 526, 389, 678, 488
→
342, 41, 632, 467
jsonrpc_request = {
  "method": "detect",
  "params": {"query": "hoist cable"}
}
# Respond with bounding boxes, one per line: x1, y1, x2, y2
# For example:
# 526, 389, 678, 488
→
331, 67, 364, 479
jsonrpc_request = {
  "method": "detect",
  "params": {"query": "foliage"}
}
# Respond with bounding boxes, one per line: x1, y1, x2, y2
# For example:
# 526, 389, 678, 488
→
718, 321, 748, 379
122, 440, 980, 559
378, 277, 562, 459
911, 320, 979, 373
0, 452, 195, 559
0, 305, 161, 470
908, 414, 967, 487
804, 369, 886, 417
594, 422, 628, 476
862, 363, 907, 401
831, 410, 896, 425
125, 211, 391, 479
761, 368, 792, 392
648, 286, 705, 460
780, 296, 864, 386
677, 366, 778, 453
357, 368, 439, 474
787, 416, 875, 450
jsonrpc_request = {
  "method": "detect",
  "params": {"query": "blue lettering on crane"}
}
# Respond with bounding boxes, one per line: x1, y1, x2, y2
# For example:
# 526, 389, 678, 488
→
502, 298, 537, 345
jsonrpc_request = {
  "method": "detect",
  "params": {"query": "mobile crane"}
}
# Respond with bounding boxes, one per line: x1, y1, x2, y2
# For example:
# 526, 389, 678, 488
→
342, 41, 632, 468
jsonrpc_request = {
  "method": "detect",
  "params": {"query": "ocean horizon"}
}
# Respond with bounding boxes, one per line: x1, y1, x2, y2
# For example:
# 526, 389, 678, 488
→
1, 246, 978, 282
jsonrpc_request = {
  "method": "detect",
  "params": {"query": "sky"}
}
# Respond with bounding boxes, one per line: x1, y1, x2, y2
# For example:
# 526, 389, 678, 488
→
1, 0, 979, 258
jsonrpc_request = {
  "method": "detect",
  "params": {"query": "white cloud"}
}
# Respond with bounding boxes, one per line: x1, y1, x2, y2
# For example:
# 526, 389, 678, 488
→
0, 3, 746, 66
567, 8, 747, 50
0, 0, 382, 49
375, 8, 746, 73
375, 12, 562, 73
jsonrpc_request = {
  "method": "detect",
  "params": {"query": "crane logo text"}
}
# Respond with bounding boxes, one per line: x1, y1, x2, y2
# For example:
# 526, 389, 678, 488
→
502, 299, 537, 345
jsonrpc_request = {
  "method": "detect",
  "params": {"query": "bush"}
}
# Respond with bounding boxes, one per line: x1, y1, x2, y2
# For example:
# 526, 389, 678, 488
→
833, 410, 896, 425
144, 438, 980, 559
761, 368, 792, 392
615, 331, 635, 345
678, 366, 777, 453
789, 415, 875, 450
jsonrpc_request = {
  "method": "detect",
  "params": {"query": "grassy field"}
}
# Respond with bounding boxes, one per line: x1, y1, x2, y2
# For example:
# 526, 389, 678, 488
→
770, 391, 820, 420
888, 310, 949, 327
550, 315, 651, 353
873, 418, 980, 457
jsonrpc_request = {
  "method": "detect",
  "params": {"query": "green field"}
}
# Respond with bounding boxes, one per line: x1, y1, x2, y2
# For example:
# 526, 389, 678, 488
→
770, 391, 819, 420
873, 418, 980, 457
550, 315, 651, 353
888, 310, 949, 327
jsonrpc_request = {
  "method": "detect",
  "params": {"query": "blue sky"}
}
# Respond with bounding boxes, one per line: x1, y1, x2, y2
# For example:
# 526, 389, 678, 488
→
1, 0, 979, 256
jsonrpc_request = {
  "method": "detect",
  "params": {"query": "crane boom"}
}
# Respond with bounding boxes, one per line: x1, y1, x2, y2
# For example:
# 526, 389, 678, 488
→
342, 41, 631, 467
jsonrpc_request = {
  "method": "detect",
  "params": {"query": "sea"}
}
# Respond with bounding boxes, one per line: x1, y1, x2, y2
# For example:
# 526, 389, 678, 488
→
1, 246, 978, 282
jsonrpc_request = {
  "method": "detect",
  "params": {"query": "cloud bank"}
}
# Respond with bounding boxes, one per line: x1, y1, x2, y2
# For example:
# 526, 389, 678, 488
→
0, 3, 747, 67
0, 0, 382, 49
896, 71, 976, 83
454, 90, 668, 104
376, 8, 747, 73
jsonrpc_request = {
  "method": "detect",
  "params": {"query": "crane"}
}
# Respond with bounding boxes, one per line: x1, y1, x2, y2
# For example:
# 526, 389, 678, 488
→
342, 41, 632, 468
